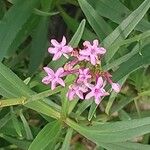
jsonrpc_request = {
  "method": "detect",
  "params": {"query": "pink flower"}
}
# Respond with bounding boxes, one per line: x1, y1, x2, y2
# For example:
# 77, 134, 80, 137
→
111, 83, 121, 93
77, 68, 91, 84
42, 67, 65, 90
48, 36, 73, 61
79, 40, 106, 65
67, 84, 88, 100
85, 77, 109, 104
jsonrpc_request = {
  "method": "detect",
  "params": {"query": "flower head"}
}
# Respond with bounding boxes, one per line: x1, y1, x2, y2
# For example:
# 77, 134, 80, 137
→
77, 68, 91, 84
43, 37, 121, 105
79, 40, 106, 65
85, 77, 109, 104
42, 67, 65, 90
48, 36, 73, 60
67, 83, 88, 100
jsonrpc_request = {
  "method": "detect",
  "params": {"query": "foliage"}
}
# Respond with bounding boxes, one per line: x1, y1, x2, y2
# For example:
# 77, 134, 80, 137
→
0, 0, 150, 149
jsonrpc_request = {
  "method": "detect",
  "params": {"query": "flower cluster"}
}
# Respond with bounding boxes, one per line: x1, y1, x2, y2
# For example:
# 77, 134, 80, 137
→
42, 36, 121, 105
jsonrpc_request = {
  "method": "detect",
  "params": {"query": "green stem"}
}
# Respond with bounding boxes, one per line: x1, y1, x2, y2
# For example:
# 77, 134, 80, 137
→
138, 90, 150, 96
0, 97, 26, 108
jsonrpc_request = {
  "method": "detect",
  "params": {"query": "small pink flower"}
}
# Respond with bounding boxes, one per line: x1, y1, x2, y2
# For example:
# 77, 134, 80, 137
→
79, 40, 106, 65
77, 68, 91, 84
67, 84, 88, 100
85, 77, 109, 104
42, 67, 65, 90
111, 83, 121, 93
48, 36, 73, 60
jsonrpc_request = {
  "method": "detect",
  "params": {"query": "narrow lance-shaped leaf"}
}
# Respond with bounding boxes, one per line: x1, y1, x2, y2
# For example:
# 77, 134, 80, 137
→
112, 44, 150, 81
28, 121, 62, 150
61, 128, 73, 150
60, 8, 97, 41
99, 142, 150, 150
78, 0, 112, 40
103, 0, 150, 62
29, 0, 53, 74
87, 0, 150, 32
0, 0, 40, 61
66, 117, 150, 143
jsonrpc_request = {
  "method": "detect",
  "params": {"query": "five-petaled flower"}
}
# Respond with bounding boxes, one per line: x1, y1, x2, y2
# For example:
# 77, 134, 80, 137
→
67, 83, 88, 100
42, 67, 65, 90
85, 77, 109, 104
77, 68, 91, 84
79, 40, 106, 65
48, 36, 73, 61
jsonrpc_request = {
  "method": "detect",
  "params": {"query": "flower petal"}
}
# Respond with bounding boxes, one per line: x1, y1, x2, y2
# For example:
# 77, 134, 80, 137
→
61, 36, 66, 46
93, 39, 99, 47
76, 91, 84, 99
51, 39, 60, 47
83, 41, 91, 47
62, 46, 73, 53
67, 90, 75, 100
95, 96, 101, 105
51, 80, 56, 90
57, 78, 65, 87
79, 49, 90, 56
42, 76, 51, 84
90, 55, 96, 65
52, 51, 62, 60
48, 47, 58, 54
99, 47, 106, 54
43, 67, 54, 76
85, 91, 93, 99
56, 67, 64, 76
96, 77, 104, 88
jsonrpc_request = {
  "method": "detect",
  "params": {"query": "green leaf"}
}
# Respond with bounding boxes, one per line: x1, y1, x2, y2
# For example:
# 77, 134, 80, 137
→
118, 110, 131, 121
108, 30, 150, 51
28, 121, 61, 150
76, 100, 93, 118
10, 107, 22, 137
78, 0, 112, 40
99, 142, 150, 150
29, 0, 52, 74
110, 97, 134, 115
66, 117, 150, 143
33, 8, 59, 17
61, 128, 73, 150
0, 62, 32, 98
0, 113, 11, 129
60, 8, 97, 41
0, 134, 31, 150
0, 0, 6, 19
69, 19, 86, 47
103, 0, 150, 62
88, 102, 97, 121
0, 62, 60, 119
19, 110, 33, 140
87, 0, 150, 32
112, 44, 150, 82
7, 15, 40, 57
0, 0, 40, 61
105, 76, 127, 115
